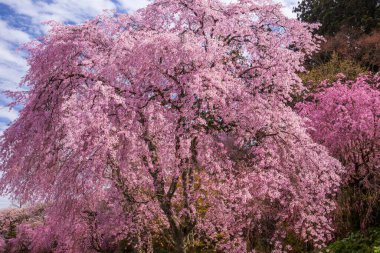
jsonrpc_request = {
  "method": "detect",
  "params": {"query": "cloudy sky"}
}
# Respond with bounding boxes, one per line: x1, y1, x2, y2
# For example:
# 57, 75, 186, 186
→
0, 0, 298, 208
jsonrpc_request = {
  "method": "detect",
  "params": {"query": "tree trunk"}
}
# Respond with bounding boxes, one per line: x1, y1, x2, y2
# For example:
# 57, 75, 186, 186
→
173, 232, 186, 253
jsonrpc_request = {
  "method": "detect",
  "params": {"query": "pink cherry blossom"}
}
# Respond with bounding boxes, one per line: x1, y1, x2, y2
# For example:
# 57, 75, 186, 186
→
0, 1, 341, 252
297, 74, 380, 231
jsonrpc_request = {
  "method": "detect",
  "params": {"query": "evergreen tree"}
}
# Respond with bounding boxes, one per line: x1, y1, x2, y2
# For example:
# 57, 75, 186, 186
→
294, 0, 380, 35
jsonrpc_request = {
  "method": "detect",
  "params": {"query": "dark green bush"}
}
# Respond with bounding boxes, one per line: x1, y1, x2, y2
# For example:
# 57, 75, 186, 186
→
325, 228, 380, 253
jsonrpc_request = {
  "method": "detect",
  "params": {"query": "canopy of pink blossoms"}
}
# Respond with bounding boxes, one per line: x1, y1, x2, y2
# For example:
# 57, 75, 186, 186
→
0, 1, 342, 252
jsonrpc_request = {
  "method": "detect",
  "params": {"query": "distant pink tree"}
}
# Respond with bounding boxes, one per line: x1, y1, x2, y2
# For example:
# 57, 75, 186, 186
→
297, 74, 380, 231
0, 0, 342, 252
0, 206, 44, 253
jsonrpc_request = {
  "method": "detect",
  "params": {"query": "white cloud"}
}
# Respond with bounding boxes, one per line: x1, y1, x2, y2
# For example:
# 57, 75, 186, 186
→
117, 0, 151, 11
0, 0, 116, 29
0, 45, 26, 68
0, 20, 29, 93
0, 123, 7, 135
0, 196, 11, 209
0, 107, 18, 122
0, 108, 18, 150
0, 20, 31, 45
277, 0, 298, 19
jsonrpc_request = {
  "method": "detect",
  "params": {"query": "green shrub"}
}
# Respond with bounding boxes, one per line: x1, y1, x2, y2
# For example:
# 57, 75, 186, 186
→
325, 228, 380, 253
299, 52, 366, 92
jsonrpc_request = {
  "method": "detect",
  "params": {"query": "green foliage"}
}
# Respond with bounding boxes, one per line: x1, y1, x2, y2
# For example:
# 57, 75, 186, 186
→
288, 53, 366, 107
294, 0, 380, 35
299, 53, 366, 91
325, 228, 380, 253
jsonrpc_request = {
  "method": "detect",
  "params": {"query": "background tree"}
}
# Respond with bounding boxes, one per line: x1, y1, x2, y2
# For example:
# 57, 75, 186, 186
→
0, 0, 342, 252
299, 53, 367, 92
294, 0, 380, 72
294, 0, 380, 36
289, 54, 366, 107
297, 75, 380, 236
0, 205, 44, 253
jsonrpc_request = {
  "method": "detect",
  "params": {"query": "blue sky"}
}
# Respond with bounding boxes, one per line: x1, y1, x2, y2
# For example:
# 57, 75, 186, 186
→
0, 0, 297, 208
